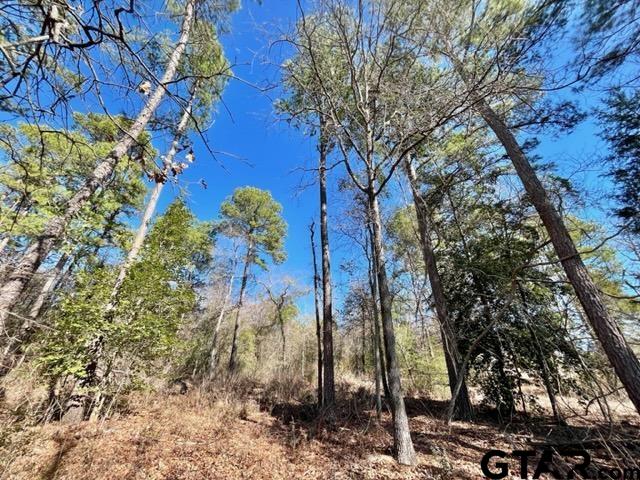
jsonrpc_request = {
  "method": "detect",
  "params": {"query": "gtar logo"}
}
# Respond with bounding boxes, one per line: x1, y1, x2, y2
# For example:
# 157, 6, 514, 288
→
480, 449, 590, 479
480, 449, 640, 479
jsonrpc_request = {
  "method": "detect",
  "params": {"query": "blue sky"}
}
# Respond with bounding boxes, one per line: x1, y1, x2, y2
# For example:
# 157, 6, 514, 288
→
147, 1, 618, 314
0, 1, 628, 319
155, 2, 327, 313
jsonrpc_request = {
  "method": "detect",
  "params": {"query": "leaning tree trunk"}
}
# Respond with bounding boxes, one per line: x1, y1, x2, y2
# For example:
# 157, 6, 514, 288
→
318, 115, 335, 408
228, 245, 252, 372
27, 253, 68, 320
0, 237, 8, 257
368, 187, 416, 466
404, 159, 473, 420
0, 253, 68, 378
108, 90, 196, 309
310, 222, 323, 406
470, 93, 640, 415
0, 0, 197, 334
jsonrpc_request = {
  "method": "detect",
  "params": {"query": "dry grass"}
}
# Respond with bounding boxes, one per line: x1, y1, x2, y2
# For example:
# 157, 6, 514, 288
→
1, 377, 638, 480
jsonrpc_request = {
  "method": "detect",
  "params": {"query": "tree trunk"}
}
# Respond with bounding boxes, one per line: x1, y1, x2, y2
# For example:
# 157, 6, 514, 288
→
367, 226, 391, 400
108, 88, 197, 309
318, 115, 335, 407
74, 35, 199, 418
0, 237, 10, 280
0, 237, 8, 257
361, 305, 366, 374
493, 338, 517, 417
310, 222, 323, 407
371, 313, 383, 420
28, 253, 68, 320
368, 262, 383, 419
0, 254, 68, 378
471, 94, 640, 415
404, 159, 473, 420
279, 312, 286, 364
368, 188, 416, 466
423, 318, 434, 359
228, 245, 252, 372
519, 286, 564, 423
529, 323, 563, 423
0, 0, 197, 334
207, 271, 235, 381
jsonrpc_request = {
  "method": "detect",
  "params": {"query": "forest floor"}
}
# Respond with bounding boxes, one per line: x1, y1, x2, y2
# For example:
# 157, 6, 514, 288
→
1, 379, 638, 480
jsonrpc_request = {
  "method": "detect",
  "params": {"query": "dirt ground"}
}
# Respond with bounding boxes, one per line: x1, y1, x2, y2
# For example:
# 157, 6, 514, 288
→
1, 383, 638, 480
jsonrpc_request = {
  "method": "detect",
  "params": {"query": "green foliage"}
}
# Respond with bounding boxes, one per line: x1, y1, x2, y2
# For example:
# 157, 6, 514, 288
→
387, 206, 424, 272
181, 21, 230, 126
238, 328, 258, 372
395, 323, 448, 394
0, 115, 149, 254
39, 200, 211, 384
218, 186, 287, 268
580, 0, 640, 80
390, 138, 607, 413
598, 89, 640, 234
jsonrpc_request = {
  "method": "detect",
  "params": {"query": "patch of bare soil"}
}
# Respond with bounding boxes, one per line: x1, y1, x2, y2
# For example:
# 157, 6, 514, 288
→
1, 387, 638, 479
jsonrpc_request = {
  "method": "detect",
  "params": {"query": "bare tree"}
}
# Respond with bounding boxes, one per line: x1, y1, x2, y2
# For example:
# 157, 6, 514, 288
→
310, 221, 323, 406
205, 244, 240, 381
263, 280, 300, 365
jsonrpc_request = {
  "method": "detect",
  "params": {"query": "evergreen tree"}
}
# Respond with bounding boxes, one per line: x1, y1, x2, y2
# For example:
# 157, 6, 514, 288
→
39, 199, 211, 418
599, 89, 640, 234
218, 186, 287, 372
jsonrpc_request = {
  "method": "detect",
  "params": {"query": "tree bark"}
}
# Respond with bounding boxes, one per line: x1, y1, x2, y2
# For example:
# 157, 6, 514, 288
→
228, 244, 252, 372
310, 222, 323, 407
367, 256, 383, 419
367, 188, 416, 466
0, 237, 8, 257
0, 0, 197, 334
28, 253, 68, 320
404, 159, 473, 420
207, 270, 235, 381
318, 115, 335, 407
0, 254, 68, 378
367, 224, 391, 400
108, 90, 195, 308
471, 94, 640, 415
279, 310, 286, 364
370, 310, 383, 420
361, 305, 366, 374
